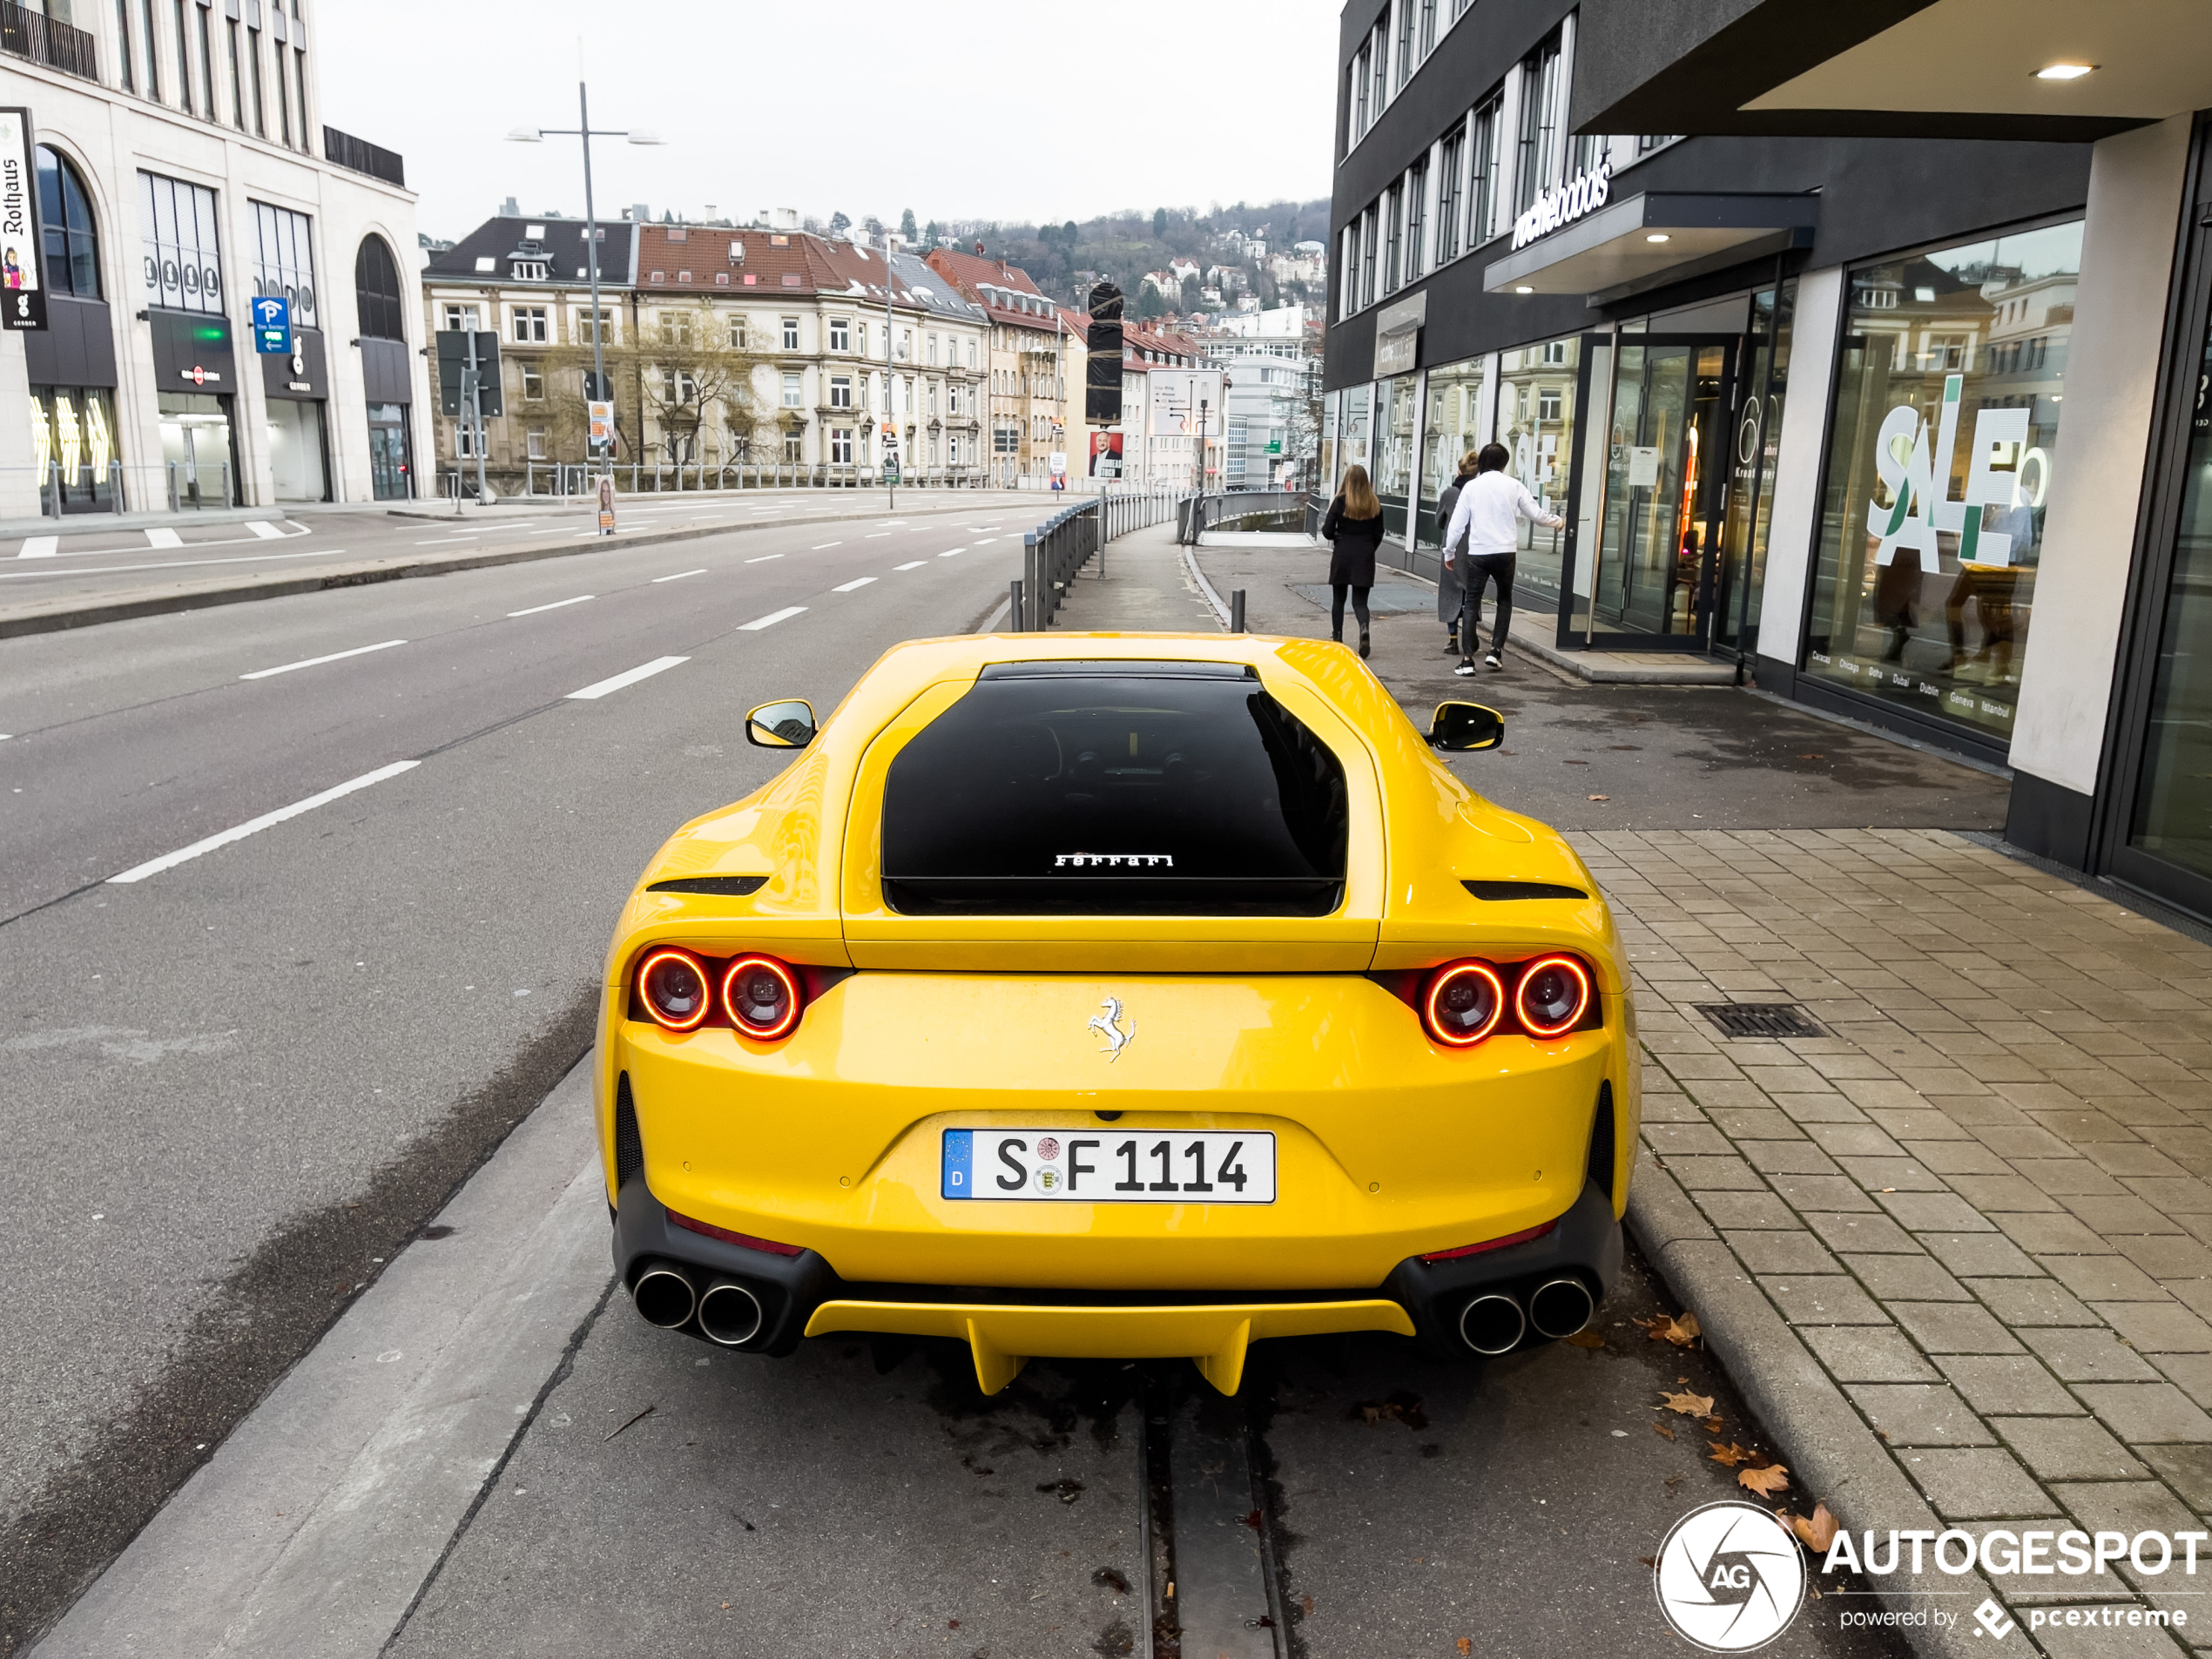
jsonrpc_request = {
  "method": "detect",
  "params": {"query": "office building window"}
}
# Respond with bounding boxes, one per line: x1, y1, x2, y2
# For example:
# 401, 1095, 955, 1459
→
113, 0, 133, 90
1382, 183, 1403, 294
780, 316, 799, 351
139, 0, 158, 98
37, 147, 100, 299
829, 317, 849, 352
246, 22, 265, 136
526, 428, 547, 460
1515, 36, 1564, 215
512, 307, 548, 343
1419, 0, 1437, 57
1393, 0, 1413, 88
1360, 204, 1379, 310
293, 48, 309, 153
196, 3, 216, 125
354, 234, 405, 339
250, 200, 315, 326
172, 0, 192, 112
225, 17, 245, 127
1369, 21, 1388, 125
1350, 42, 1369, 144
442, 303, 479, 333
1404, 159, 1427, 281
1435, 125, 1463, 265
829, 374, 853, 408
273, 20, 288, 141
781, 372, 802, 408
830, 428, 853, 464
520, 363, 544, 401
1469, 93, 1502, 248
140, 171, 224, 314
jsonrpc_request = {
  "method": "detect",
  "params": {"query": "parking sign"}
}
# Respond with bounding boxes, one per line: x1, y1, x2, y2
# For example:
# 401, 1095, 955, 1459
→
252, 295, 292, 354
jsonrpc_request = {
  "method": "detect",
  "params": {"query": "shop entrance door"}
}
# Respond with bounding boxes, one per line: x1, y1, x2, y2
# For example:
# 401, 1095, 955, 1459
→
1574, 334, 1739, 648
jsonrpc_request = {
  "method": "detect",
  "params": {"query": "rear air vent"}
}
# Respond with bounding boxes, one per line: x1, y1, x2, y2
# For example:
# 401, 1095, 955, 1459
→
613, 1071, 645, 1191
647, 876, 768, 895
1696, 1003, 1827, 1039
1463, 880, 1588, 901
1587, 1081, 1616, 1200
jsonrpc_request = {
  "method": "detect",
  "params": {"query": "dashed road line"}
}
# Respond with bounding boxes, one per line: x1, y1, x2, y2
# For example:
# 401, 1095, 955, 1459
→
745, 554, 783, 563
938, 548, 966, 557
813, 541, 843, 550
739, 606, 807, 631
239, 638, 409, 680
508, 595, 595, 617
566, 655, 690, 700
108, 760, 421, 885
832, 577, 876, 592
894, 561, 927, 571
651, 568, 708, 583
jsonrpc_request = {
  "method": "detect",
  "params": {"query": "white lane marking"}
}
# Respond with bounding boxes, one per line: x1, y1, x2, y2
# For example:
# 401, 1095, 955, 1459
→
145, 528, 184, 549
239, 638, 408, 680
739, 606, 806, 631
864, 532, 892, 538
245, 520, 286, 541
567, 655, 690, 700
508, 594, 595, 617
812, 541, 842, 550
832, 577, 876, 593
972, 537, 998, 545
894, 560, 927, 571
0, 547, 344, 582
18, 536, 57, 558
652, 568, 708, 583
417, 536, 487, 544
109, 760, 421, 885
938, 548, 965, 557
745, 553, 783, 563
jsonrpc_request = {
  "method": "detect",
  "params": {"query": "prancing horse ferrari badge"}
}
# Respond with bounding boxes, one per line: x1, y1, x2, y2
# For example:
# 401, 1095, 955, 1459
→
1089, 997, 1135, 1062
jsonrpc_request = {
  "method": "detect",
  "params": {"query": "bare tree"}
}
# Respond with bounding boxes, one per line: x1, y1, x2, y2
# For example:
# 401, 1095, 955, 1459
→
544, 303, 772, 469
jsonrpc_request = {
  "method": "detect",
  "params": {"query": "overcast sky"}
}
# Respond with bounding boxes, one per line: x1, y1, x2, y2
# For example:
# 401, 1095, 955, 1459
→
316, 1, 1343, 244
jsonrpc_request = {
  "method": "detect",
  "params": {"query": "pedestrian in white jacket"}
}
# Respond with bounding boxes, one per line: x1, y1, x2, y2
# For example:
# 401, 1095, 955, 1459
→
1442, 442, 1563, 674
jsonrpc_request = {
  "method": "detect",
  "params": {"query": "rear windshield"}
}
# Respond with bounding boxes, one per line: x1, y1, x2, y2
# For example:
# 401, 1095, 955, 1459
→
881, 663, 1350, 916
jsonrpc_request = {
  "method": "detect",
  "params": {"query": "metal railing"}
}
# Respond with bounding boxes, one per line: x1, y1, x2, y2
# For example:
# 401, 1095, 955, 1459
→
509, 460, 995, 497
1177, 488, 1312, 543
0, 0, 98, 78
322, 126, 406, 188
167, 458, 233, 509
1014, 489, 1179, 631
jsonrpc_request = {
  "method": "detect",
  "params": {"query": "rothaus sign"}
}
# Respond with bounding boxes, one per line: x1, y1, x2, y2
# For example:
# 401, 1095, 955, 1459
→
1510, 161, 1611, 253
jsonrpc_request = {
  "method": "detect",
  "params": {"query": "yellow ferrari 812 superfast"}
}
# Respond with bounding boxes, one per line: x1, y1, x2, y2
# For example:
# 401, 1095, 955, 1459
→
597, 633, 1637, 1393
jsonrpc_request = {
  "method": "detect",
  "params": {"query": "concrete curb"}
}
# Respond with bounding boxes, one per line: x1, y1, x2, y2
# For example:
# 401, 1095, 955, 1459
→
1625, 1165, 1995, 1659
0, 498, 1006, 642
1181, 544, 1232, 629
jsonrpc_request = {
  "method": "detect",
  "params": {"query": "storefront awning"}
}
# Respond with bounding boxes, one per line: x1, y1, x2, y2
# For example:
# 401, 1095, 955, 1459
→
1482, 192, 1818, 306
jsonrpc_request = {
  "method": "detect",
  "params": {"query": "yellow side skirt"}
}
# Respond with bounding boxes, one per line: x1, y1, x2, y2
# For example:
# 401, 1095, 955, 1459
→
804, 1298, 1416, 1397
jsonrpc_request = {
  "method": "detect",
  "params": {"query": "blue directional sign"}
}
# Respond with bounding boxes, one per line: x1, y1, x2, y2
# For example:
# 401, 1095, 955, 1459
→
251, 295, 292, 354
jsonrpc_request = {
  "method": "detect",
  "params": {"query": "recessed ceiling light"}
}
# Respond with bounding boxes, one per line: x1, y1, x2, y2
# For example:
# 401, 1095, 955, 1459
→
1514, 285, 1534, 294
2035, 62, 2095, 80
1646, 233, 1671, 244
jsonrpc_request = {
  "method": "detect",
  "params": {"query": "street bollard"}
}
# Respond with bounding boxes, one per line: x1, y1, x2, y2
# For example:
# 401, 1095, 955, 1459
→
1008, 579, 1023, 633
1231, 589, 1246, 634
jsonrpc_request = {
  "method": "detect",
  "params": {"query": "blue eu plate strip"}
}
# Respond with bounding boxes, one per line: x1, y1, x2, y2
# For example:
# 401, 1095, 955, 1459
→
941, 1129, 973, 1200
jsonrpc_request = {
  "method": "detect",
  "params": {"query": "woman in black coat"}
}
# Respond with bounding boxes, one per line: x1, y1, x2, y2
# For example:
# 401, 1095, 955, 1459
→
1318, 463, 1386, 658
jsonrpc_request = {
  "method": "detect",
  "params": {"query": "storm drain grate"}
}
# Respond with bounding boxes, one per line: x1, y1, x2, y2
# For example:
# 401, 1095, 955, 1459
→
1695, 1003, 1827, 1040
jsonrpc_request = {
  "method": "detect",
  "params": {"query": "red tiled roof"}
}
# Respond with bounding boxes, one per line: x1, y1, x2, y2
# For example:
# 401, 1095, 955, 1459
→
926, 246, 1046, 300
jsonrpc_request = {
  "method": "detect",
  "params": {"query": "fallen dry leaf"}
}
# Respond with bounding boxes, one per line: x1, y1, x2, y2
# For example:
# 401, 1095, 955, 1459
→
1698, 1415, 1725, 1434
1301, 1594, 1315, 1617
1780, 1501, 1839, 1552
1651, 1421, 1676, 1441
1457, 1641, 1473, 1656
1739, 1463, 1791, 1498
1564, 1329, 1607, 1349
1350, 1391, 1428, 1430
1661, 1390, 1715, 1418
1709, 1440, 1754, 1467
1636, 1312, 1702, 1347
1588, 793, 1610, 802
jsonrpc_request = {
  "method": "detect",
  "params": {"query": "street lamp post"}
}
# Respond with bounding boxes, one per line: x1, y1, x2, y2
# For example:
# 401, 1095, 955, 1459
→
508, 83, 664, 495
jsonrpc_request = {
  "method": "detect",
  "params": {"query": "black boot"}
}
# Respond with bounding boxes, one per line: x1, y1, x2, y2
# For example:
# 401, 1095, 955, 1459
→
1359, 629, 1371, 659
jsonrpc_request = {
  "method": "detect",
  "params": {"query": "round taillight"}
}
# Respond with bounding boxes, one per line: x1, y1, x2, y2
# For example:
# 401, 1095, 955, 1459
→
1423, 961, 1506, 1047
637, 948, 711, 1031
1516, 955, 1592, 1038
722, 954, 801, 1039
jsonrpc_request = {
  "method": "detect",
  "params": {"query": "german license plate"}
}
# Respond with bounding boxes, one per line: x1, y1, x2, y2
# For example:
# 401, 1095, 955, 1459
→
941, 1130, 1276, 1204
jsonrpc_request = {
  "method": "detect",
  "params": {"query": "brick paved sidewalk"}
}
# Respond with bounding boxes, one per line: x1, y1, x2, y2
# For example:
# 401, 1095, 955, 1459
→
1593, 826, 2212, 1645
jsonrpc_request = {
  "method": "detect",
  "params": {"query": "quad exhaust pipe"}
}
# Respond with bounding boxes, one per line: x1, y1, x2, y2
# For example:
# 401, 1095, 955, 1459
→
631, 1262, 698, 1329
630, 1261, 766, 1347
1459, 1278, 1595, 1354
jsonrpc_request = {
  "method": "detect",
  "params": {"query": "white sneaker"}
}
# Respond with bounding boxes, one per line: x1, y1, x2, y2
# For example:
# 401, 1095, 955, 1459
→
1484, 652, 1502, 671
1453, 660, 1477, 677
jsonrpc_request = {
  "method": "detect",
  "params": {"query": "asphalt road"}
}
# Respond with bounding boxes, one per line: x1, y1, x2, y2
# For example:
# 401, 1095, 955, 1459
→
0, 502, 1047, 1649
0, 515, 1993, 1654
0, 488, 1045, 610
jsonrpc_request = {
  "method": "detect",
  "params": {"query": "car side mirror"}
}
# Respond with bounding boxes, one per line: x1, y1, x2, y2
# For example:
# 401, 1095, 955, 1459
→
1429, 701, 1504, 752
745, 699, 817, 749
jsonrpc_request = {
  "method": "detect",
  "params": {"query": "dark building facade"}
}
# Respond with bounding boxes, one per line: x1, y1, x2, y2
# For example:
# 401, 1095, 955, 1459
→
1325, 0, 2212, 924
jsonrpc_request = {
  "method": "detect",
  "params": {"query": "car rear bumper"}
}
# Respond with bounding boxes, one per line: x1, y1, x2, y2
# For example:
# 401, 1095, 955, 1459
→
610, 1173, 1622, 1393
